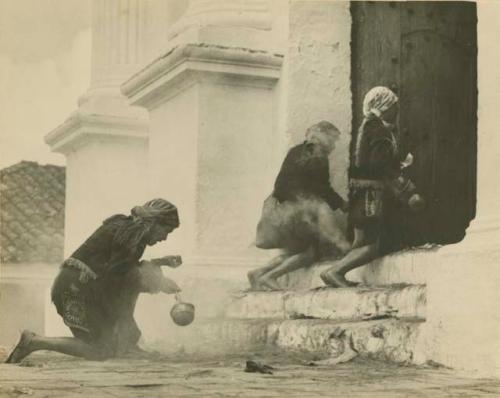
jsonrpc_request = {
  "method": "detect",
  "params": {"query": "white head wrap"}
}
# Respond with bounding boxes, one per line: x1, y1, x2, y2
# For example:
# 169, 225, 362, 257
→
362, 86, 398, 118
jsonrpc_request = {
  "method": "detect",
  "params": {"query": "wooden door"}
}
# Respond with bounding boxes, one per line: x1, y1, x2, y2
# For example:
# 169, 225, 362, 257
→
351, 1, 477, 245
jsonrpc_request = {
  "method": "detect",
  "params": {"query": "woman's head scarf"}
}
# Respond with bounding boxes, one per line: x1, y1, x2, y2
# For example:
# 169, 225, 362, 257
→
362, 86, 398, 118
131, 198, 179, 228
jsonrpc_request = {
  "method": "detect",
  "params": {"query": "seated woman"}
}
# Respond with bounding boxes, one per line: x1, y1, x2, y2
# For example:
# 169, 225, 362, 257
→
320, 86, 423, 288
248, 121, 350, 291
6, 198, 182, 363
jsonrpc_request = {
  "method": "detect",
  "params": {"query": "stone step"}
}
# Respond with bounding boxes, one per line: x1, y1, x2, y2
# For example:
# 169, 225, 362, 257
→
274, 319, 425, 365
148, 317, 425, 365
226, 285, 426, 321
279, 249, 437, 289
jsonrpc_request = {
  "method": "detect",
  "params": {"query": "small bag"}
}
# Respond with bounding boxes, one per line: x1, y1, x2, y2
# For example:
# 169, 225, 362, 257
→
255, 195, 283, 249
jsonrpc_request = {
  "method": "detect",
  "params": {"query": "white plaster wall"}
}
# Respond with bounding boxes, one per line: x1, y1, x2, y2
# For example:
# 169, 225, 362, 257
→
0, 280, 47, 344
64, 137, 148, 256
421, 248, 500, 377
197, 81, 278, 258
286, 0, 352, 196
145, 85, 199, 259
271, 0, 291, 170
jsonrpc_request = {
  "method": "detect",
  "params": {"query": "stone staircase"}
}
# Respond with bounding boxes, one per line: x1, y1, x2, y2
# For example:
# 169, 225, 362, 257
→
143, 270, 428, 365
218, 285, 426, 364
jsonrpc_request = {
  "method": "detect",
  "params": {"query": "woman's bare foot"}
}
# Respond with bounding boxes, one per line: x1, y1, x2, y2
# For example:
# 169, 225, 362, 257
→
320, 270, 339, 287
247, 270, 264, 290
258, 275, 282, 291
320, 269, 358, 288
120, 345, 152, 359
5, 330, 36, 364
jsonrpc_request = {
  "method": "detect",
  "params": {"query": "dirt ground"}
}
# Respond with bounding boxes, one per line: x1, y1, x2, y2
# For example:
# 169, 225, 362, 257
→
1, 348, 500, 398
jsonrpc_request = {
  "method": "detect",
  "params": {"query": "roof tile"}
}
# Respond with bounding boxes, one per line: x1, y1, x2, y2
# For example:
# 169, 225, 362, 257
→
1, 161, 65, 264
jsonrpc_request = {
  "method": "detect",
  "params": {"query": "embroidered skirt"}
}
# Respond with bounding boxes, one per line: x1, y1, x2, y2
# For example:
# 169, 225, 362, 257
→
349, 179, 386, 228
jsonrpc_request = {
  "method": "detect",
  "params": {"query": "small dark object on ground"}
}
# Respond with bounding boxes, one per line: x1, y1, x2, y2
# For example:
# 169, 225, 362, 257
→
19, 360, 45, 368
426, 360, 450, 369
289, 312, 318, 320
245, 360, 274, 375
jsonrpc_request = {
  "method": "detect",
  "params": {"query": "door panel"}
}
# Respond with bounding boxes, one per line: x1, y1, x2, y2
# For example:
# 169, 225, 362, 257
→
351, 1, 477, 245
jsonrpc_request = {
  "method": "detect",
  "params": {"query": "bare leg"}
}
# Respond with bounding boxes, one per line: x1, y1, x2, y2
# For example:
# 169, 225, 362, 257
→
320, 244, 380, 287
5, 330, 111, 364
320, 228, 379, 288
259, 247, 316, 290
350, 228, 368, 250
247, 252, 290, 290
317, 204, 351, 254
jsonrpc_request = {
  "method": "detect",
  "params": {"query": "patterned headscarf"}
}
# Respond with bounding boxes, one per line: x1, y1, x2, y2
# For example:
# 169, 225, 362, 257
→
131, 198, 179, 228
362, 86, 398, 118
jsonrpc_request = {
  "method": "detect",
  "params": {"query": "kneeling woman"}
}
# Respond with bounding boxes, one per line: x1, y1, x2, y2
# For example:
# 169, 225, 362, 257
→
249, 121, 350, 290
6, 198, 182, 363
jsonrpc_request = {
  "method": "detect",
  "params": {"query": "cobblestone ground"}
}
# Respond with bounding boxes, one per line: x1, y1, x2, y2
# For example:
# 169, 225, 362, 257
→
1, 349, 500, 398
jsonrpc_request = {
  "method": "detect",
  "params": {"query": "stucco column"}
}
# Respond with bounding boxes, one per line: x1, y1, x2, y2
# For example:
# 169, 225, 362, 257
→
167, 0, 274, 50
89, 0, 143, 91
45, 0, 150, 257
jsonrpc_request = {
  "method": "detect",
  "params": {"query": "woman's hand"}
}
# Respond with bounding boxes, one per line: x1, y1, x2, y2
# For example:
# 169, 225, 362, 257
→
137, 261, 180, 293
150, 255, 183, 268
400, 153, 414, 169
78, 267, 97, 284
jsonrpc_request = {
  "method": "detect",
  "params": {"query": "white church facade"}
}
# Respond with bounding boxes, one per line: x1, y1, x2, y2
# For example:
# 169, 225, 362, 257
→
38, 0, 500, 376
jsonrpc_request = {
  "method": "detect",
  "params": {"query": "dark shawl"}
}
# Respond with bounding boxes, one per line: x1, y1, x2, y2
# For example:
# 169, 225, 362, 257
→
273, 141, 344, 211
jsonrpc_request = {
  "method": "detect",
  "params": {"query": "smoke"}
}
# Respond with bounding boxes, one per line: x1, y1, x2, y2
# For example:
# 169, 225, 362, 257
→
134, 264, 249, 355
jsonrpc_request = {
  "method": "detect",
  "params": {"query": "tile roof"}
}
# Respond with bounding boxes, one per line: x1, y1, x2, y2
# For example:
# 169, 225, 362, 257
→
1, 161, 65, 264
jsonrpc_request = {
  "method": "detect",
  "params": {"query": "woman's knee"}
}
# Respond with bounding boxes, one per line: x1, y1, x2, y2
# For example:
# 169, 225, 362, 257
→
255, 239, 276, 250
